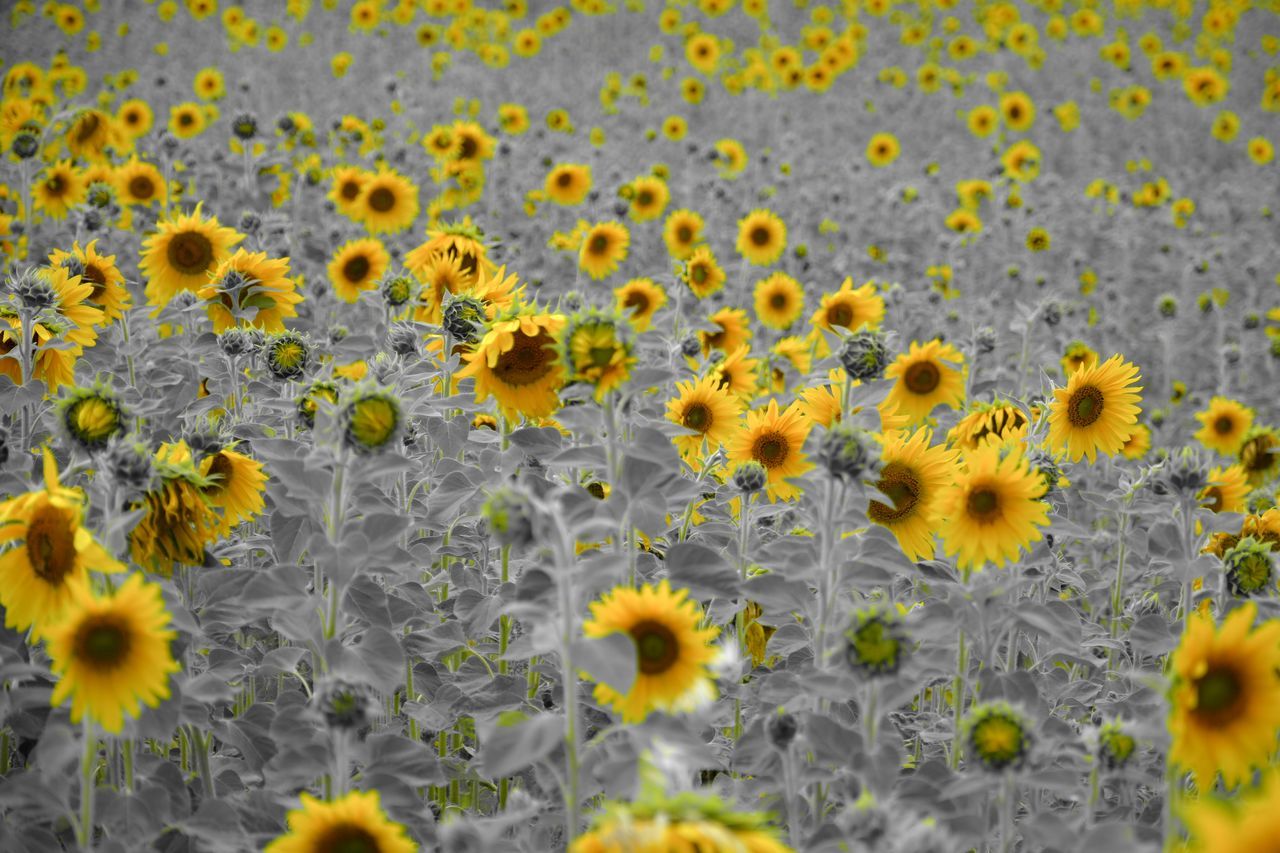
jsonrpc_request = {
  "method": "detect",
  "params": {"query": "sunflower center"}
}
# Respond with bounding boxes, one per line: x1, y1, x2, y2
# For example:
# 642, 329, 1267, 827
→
129, 175, 156, 200
624, 291, 649, 314
690, 264, 708, 285
827, 302, 854, 328
494, 331, 554, 387
752, 432, 789, 469
588, 345, 616, 368
178, 111, 195, 127
966, 487, 1001, 522
632, 620, 680, 675
1213, 416, 1236, 435
769, 292, 788, 310
74, 617, 131, 668
458, 136, 477, 160
47, 175, 65, 194
1194, 667, 1243, 723
203, 452, 233, 496
82, 264, 107, 300
367, 187, 396, 212
903, 361, 941, 395
1067, 385, 1104, 428
676, 226, 693, 243
343, 255, 371, 283
750, 226, 771, 247
317, 823, 381, 853
637, 190, 654, 207
1240, 435, 1276, 473
556, 172, 573, 188
166, 231, 215, 275
27, 504, 77, 585
1201, 487, 1223, 512
340, 180, 361, 201
75, 112, 100, 143
588, 234, 610, 256
868, 463, 921, 523
682, 402, 711, 433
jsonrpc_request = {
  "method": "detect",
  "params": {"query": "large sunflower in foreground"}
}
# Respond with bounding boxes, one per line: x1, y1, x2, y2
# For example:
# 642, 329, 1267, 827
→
883, 339, 967, 425
1046, 354, 1143, 463
1194, 397, 1253, 456
356, 168, 420, 234
0, 450, 124, 640
140, 206, 244, 308
938, 444, 1049, 572
868, 427, 959, 562
726, 399, 813, 502
456, 309, 567, 420
666, 373, 744, 461
583, 580, 720, 724
46, 572, 180, 733
578, 221, 631, 280
1183, 770, 1280, 853
198, 249, 303, 333
265, 790, 417, 853
327, 238, 390, 303
1168, 601, 1280, 788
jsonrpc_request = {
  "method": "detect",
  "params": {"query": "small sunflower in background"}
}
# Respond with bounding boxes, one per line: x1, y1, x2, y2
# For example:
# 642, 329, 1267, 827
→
265, 790, 417, 853
614, 277, 666, 332
140, 205, 244, 308
1200, 465, 1251, 514
199, 249, 302, 334
1237, 426, 1280, 487
456, 309, 566, 420
666, 373, 743, 461
699, 307, 751, 357
867, 427, 958, 562
753, 272, 804, 330
32, 159, 87, 220
114, 158, 167, 207
328, 166, 371, 220
1120, 423, 1151, 459
727, 398, 813, 502
327, 238, 390, 303
627, 175, 669, 222
168, 101, 207, 139
64, 108, 121, 161
48, 241, 131, 325
865, 132, 901, 167
663, 208, 705, 259
947, 401, 1031, 452
681, 246, 725, 299
578, 221, 630, 280
116, 98, 153, 138
712, 137, 748, 179
883, 339, 967, 425
356, 168, 420, 234
583, 580, 720, 724
736, 208, 787, 266
939, 444, 1049, 572
809, 278, 885, 354
965, 702, 1033, 771
1025, 226, 1051, 252
1047, 354, 1143, 463
544, 162, 592, 206
560, 311, 635, 402
1194, 397, 1253, 455
1060, 340, 1098, 375
999, 90, 1036, 131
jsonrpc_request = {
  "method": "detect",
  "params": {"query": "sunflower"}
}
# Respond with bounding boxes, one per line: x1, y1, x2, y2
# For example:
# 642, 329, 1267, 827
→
614, 277, 666, 332
710, 344, 760, 401
867, 427, 958, 562
456, 309, 567, 420
628, 176, 670, 223
883, 339, 967, 425
809, 278, 885, 354
938, 444, 1049, 572
754, 272, 804, 330
726, 399, 813, 502
405, 218, 496, 284
199, 447, 268, 535
46, 572, 179, 734
865, 132, 901, 167
561, 312, 635, 401
0, 314, 79, 391
114, 158, 167, 207
356, 168, 420, 234
327, 238, 390, 304
735, 208, 787, 267
48, 241, 131, 325
168, 101, 207, 138
140, 206, 244, 308
1120, 423, 1151, 460
1200, 465, 1251, 514
578, 221, 631, 281
0, 450, 125, 640
1195, 397, 1254, 456
663, 208, 705, 260
999, 91, 1036, 131
700, 307, 751, 357
451, 119, 495, 163
411, 253, 468, 324
545, 163, 591, 205
666, 374, 744, 460
713, 138, 748, 178
329, 166, 370, 219
58, 384, 125, 451
1183, 770, 1280, 853
198, 249, 303, 333
772, 337, 814, 393
583, 580, 720, 724
1168, 601, 1280, 788
947, 401, 1031, 451
43, 263, 104, 351
682, 246, 726, 300
65, 108, 121, 161
1060, 341, 1097, 376
1046, 354, 1143, 464
32, 159, 87, 220
116, 98, 153, 138
573, 796, 790, 853
1237, 427, 1280, 487
265, 790, 416, 853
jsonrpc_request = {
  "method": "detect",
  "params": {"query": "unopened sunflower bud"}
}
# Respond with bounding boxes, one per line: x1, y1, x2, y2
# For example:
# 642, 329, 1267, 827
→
1025, 449, 1062, 497
315, 679, 371, 734
680, 335, 702, 358
217, 327, 257, 357
1224, 537, 1275, 597
766, 712, 798, 751
85, 181, 116, 209
844, 606, 908, 678
839, 330, 888, 382
264, 331, 311, 380
341, 386, 402, 454
442, 295, 485, 344
974, 326, 997, 354
7, 267, 58, 311
819, 423, 879, 481
1095, 721, 1136, 771
964, 703, 1032, 772
387, 322, 420, 357
482, 487, 537, 548
296, 381, 339, 429
231, 113, 258, 140
733, 461, 768, 495
381, 274, 416, 307
10, 131, 38, 160
239, 211, 262, 234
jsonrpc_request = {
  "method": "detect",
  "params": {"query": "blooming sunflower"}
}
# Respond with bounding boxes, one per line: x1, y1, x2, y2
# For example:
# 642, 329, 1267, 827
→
329, 166, 370, 220
1201, 465, 1251, 514
699, 307, 751, 357
561, 312, 635, 401
726, 399, 813, 502
356, 168, 420, 234
456, 309, 567, 420
947, 401, 1031, 452
0, 449, 125, 640
116, 98, 153, 139
1195, 397, 1254, 456
1168, 601, 1280, 788
865, 132, 901, 167
868, 427, 958, 562
47, 572, 180, 734
809, 278, 885, 354
1060, 340, 1098, 375
939, 444, 1049, 572
168, 101, 207, 138
140, 206, 244, 308
682, 246, 726, 299
1237, 427, 1280, 487
64, 108, 121, 161
628, 175, 670, 223
129, 443, 222, 576
578, 221, 631, 281
754, 272, 804, 330
545, 163, 591, 205
265, 790, 416, 853
710, 344, 760, 401
573, 792, 791, 853
736, 208, 787, 266
666, 374, 744, 461
198, 249, 302, 333
404, 218, 496, 284
583, 580, 720, 724
1120, 423, 1151, 460
200, 447, 268, 535
1183, 770, 1280, 853
410, 253, 469, 325
48, 241, 131, 325
327, 238, 390, 304
883, 339, 967, 425
1046, 354, 1143, 464
614, 277, 666, 332
663, 208, 705, 260
32, 159, 86, 220
114, 158, 167, 207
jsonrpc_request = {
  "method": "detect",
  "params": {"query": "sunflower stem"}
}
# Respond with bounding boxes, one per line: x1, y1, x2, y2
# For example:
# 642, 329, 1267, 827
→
999, 771, 1017, 853
1107, 508, 1130, 671
949, 630, 967, 770
813, 477, 845, 676
77, 716, 96, 852
552, 513, 582, 845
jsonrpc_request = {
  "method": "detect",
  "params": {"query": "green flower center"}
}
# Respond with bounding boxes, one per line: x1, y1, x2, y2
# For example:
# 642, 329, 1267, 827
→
74, 617, 131, 668
1067, 385, 1104, 428
632, 620, 679, 675
1194, 667, 1242, 722
682, 402, 711, 433
752, 433, 788, 469
967, 487, 1000, 522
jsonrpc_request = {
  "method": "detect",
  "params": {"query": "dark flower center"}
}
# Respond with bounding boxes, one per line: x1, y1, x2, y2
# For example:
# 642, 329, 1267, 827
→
129, 175, 156, 200
367, 187, 396, 212
904, 361, 941, 395
869, 463, 921, 523
967, 487, 1000, 522
316, 823, 381, 853
632, 620, 679, 675
682, 402, 711, 433
827, 302, 854, 328
1213, 416, 1235, 435
27, 504, 77, 584
752, 432, 788, 469
1067, 385, 1104, 428
1194, 666, 1242, 724
166, 231, 215, 275
588, 234, 610, 256
74, 617, 131, 668
494, 331, 554, 387
750, 226, 771, 247
343, 255, 371, 283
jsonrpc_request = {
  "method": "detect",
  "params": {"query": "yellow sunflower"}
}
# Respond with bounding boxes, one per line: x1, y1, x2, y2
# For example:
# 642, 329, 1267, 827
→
663, 208, 705, 260
865, 132, 901, 167
883, 339, 967, 425
168, 101, 207, 139
700, 307, 751, 357
681, 246, 726, 299
809, 278, 885, 354
200, 447, 268, 535
1201, 465, 1251, 514
666, 373, 744, 461
726, 399, 814, 502
938, 444, 1049, 572
628, 175, 670, 223
1183, 770, 1280, 853
116, 98, 153, 139
1237, 427, 1280, 487
947, 401, 1031, 451
48, 241, 131, 325
583, 580, 720, 724
1168, 601, 1280, 788
561, 312, 635, 401
327, 238, 390, 303
329, 166, 370, 220
265, 790, 417, 853
614, 278, 666, 332
114, 158, 167, 207
868, 427, 959, 562
405, 218, 496, 284
1046, 354, 1143, 463
456, 309, 567, 420
198, 249, 303, 333
0, 449, 125, 640
1120, 423, 1151, 460
710, 344, 760, 401
754, 272, 804, 330
356, 168, 420, 234
130, 443, 223, 576
140, 205, 244, 308
736, 208, 788, 267
32, 159, 87, 220
65, 108, 122, 161
46, 572, 180, 734
545, 163, 592, 206
1194, 397, 1253, 456
578, 221, 631, 281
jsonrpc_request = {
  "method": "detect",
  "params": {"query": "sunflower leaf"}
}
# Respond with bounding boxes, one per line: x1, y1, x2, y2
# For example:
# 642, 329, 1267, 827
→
573, 632, 637, 695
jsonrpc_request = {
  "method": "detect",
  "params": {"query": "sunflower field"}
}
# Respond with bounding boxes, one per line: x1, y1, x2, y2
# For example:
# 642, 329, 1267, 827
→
2, 0, 1280, 850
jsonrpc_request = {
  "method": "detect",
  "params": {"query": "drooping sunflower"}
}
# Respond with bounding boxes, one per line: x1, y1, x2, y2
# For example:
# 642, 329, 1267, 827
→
726, 399, 813, 502
265, 790, 417, 853
46, 572, 180, 734
0, 449, 125, 640
405, 218, 496, 284
614, 277, 666, 332
451, 119, 496, 163
947, 400, 1031, 452
663, 208, 705, 260
1046, 354, 1143, 464
140, 206, 244, 308
199, 447, 268, 535
356, 168, 420, 234
545, 162, 592, 206
328, 165, 370, 220
129, 443, 222, 576
681, 246, 726, 300
938, 444, 1049, 572
883, 339, 967, 425
736, 208, 787, 267
583, 580, 720, 724
867, 427, 959, 562
1167, 601, 1280, 788
114, 158, 167, 207
65, 108, 121, 161
198, 249, 303, 333
809, 278, 885, 354
699, 307, 751, 357
754, 272, 804, 330
560, 311, 635, 401
666, 373, 744, 461
327, 238, 390, 303
1195, 397, 1254, 456
710, 344, 760, 401
57, 384, 126, 451
628, 175, 670, 223
48, 241, 131, 325
43, 263, 104, 351
456, 309, 567, 420
578, 221, 631, 280
32, 159, 87, 220
0, 313, 78, 391
1237, 426, 1280, 487
1201, 465, 1251, 514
